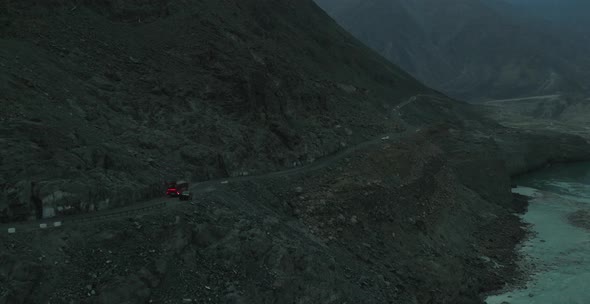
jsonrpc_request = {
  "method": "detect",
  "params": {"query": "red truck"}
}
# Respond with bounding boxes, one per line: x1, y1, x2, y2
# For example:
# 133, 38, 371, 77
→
165, 180, 189, 197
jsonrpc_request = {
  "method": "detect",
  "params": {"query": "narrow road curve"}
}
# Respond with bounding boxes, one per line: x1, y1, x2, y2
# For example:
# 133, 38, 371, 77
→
1, 94, 433, 233
483, 94, 561, 104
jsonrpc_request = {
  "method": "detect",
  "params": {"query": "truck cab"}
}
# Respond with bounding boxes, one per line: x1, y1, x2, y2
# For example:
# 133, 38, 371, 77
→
165, 181, 189, 197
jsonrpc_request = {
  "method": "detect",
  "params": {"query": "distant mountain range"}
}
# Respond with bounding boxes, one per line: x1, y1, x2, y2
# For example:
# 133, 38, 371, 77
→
315, 0, 590, 101
506, 0, 590, 34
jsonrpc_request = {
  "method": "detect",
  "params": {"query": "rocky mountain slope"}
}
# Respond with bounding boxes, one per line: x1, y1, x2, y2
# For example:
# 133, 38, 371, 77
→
505, 0, 590, 36
2, 1, 590, 304
0, 0, 429, 222
2, 92, 589, 304
315, 0, 590, 100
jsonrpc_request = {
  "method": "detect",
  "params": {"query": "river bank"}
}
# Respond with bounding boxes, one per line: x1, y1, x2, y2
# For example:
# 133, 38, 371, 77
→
487, 162, 590, 304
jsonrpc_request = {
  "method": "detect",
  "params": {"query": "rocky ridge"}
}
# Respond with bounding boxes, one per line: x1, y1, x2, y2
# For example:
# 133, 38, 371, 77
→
0, 0, 427, 222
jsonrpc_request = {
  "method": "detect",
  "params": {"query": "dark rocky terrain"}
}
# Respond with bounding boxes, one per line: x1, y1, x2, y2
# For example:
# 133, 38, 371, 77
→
2, 1, 590, 304
0, 0, 428, 222
315, 0, 590, 100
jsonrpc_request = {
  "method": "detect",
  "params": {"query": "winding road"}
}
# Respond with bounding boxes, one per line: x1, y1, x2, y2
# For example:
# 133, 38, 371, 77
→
1, 94, 433, 234
483, 94, 561, 104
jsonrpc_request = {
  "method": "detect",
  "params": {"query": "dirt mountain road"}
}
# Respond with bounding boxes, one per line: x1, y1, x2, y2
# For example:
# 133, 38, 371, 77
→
1, 94, 428, 233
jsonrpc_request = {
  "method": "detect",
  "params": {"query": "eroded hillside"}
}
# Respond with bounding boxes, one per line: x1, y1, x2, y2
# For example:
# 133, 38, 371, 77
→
0, 0, 429, 221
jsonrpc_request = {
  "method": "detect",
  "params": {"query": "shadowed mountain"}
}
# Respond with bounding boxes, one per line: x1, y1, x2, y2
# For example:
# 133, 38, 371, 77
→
316, 0, 590, 100
505, 0, 590, 36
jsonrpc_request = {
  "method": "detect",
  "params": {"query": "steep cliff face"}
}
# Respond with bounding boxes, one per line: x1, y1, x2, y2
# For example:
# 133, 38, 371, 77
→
0, 0, 431, 221
315, 0, 590, 100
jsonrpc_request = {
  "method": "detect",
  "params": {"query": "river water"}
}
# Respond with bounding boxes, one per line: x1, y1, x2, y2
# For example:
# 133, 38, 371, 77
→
486, 163, 590, 304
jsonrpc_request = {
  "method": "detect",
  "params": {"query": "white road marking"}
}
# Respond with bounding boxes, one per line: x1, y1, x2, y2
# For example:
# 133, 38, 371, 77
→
8, 228, 15, 234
